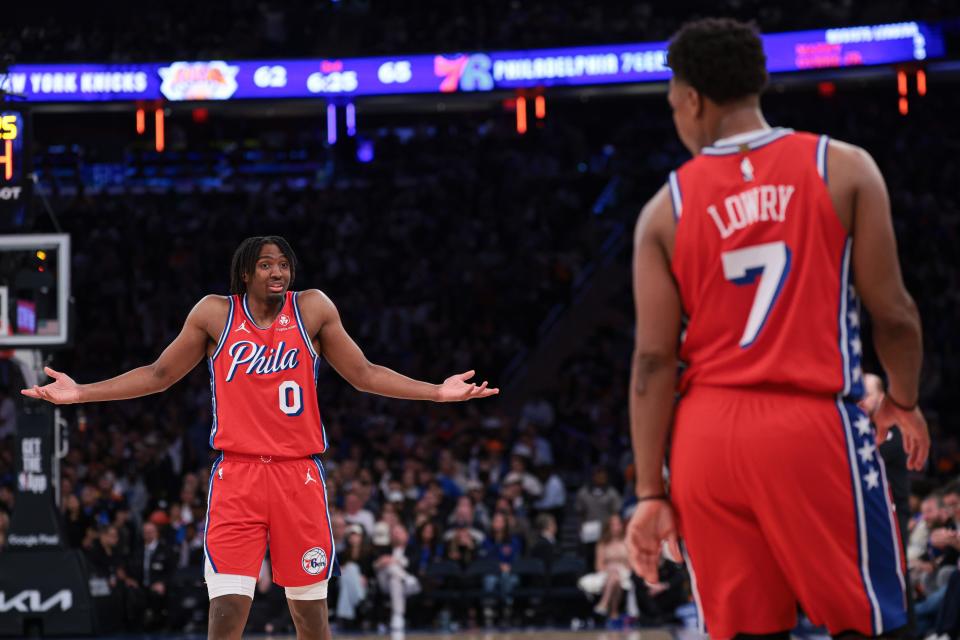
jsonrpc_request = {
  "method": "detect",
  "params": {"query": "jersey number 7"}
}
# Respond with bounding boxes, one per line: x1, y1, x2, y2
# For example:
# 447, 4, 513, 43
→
721, 241, 792, 348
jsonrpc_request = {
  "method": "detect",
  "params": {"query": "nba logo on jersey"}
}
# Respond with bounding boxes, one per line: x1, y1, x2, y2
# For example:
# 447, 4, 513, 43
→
301, 547, 328, 575
740, 156, 754, 182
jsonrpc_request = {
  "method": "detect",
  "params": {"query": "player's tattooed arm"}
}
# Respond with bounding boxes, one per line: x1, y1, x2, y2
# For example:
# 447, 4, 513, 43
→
626, 185, 683, 584
629, 185, 681, 496
23, 295, 223, 404
298, 289, 497, 402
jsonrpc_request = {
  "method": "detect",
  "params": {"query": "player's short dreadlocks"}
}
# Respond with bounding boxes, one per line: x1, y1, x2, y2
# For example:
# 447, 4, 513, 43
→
230, 236, 297, 295
667, 18, 768, 105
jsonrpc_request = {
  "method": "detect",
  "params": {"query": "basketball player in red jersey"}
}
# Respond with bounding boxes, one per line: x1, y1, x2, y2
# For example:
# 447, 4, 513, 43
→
22, 236, 498, 639
625, 19, 930, 638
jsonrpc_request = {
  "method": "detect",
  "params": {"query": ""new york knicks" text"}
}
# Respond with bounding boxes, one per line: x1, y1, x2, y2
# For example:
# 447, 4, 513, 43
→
707, 185, 795, 239
226, 340, 300, 381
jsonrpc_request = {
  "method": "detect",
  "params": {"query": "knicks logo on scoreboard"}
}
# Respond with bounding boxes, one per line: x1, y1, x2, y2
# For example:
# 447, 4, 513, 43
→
158, 61, 239, 101
301, 547, 327, 575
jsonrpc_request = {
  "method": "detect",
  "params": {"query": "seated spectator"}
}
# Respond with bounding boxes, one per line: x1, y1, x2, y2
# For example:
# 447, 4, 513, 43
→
87, 524, 124, 585
375, 523, 421, 632
481, 511, 522, 618
436, 448, 468, 497
372, 503, 401, 555
576, 468, 621, 551
447, 495, 486, 534
409, 520, 445, 577
578, 514, 632, 624
177, 521, 204, 568
126, 520, 176, 630
86, 524, 132, 631
502, 454, 543, 501
62, 493, 95, 549
466, 480, 492, 531
916, 489, 960, 598
532, 464, 566, 527
529, 513, 559, 573
499, 478, 533, 541
344, 490, 376, 537
337, 524, 373, 626
910, 494, 944, 565
446, 525, 480, 569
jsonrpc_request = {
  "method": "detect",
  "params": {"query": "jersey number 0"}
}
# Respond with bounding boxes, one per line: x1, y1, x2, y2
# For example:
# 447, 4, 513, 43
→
278, 381, 304, 416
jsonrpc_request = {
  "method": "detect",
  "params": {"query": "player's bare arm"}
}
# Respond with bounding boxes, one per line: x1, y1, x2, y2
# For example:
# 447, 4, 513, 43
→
827, 140, 928, 470
625, 184, 683, 583
296, 288, 498, 402
22, 295, 228, 404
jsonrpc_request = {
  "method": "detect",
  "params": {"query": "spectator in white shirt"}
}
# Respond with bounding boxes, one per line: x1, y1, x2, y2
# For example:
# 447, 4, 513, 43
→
374, 523, 420, 632
343, 491, 376, 537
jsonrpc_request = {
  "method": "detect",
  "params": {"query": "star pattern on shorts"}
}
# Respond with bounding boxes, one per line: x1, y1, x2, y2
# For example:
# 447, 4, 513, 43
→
851, 336, 862, 357
864, 467, 880, 490
848, 310, 860, 329
854, 415, 872, 437
857, 441, 876, 464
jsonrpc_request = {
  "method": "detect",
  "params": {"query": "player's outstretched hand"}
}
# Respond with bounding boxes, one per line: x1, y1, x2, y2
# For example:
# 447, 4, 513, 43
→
437, 370, 499, 402
873, 396, 929, 472
626, 498, 682, 585
20, 366, 81, 405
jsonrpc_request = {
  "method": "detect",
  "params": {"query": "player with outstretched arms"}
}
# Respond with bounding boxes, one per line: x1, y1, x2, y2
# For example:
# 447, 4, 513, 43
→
24, 236, 498, 640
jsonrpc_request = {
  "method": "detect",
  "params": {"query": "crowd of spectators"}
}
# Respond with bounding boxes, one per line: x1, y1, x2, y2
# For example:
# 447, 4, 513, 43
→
0, 76, 958, 635
1, 1, 955, 63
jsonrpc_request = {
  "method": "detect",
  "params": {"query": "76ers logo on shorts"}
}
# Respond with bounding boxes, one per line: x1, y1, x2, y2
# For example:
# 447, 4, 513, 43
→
302, 547, 327, 575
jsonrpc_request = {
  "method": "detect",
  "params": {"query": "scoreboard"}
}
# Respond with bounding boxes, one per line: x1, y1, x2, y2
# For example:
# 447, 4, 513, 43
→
0, 21, 944, 103
0, 110, 31, 231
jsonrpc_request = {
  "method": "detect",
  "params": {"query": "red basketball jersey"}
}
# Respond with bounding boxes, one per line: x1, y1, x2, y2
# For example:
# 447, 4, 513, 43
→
670, 128, 864, 397
208, 291, 327, 456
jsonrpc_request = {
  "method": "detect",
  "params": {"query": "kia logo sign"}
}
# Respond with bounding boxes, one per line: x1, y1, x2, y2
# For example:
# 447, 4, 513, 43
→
0, 589, 73, 612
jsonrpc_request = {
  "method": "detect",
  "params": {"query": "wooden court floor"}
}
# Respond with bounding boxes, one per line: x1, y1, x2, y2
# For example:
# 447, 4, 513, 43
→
288, 631, 684, 640
345, 631, 679, 640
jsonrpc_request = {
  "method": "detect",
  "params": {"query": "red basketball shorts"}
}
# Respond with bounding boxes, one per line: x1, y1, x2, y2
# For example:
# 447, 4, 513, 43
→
670, 386, 907, 638
203, 452, 338, 587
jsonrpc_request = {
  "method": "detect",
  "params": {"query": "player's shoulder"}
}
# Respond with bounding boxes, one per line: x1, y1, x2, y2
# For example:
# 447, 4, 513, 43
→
190, 294, 232, 315
185, 295, 232, 332
293, 289, 336, 313
821, 136, 880, 189
635, 183, 674, 245
823, 136, 874, 164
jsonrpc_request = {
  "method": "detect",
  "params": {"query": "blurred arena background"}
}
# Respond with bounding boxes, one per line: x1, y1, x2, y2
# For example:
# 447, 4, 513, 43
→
0, 1, 959, 637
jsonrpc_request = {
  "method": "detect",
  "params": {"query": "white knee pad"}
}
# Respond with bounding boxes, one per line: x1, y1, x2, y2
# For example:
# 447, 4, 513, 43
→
205, 558, 256, 600
285, 580, 329, 601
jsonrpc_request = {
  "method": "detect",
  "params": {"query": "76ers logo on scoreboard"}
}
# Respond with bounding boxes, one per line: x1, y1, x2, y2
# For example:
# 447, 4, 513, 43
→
434, 54, 494, 92
302, 547, 327, 575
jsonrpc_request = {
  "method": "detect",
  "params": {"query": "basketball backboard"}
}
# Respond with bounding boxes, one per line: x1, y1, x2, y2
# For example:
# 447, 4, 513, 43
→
0, 234, 70, 347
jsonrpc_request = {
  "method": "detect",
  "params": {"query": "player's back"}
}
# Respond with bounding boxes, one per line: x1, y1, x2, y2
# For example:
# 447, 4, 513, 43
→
670, 127, 863, 398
